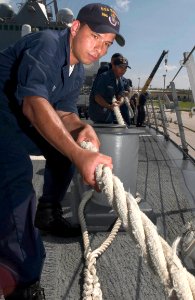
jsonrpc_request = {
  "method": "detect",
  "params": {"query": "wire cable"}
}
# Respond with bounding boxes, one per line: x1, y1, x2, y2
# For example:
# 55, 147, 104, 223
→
169, 45, 195, 85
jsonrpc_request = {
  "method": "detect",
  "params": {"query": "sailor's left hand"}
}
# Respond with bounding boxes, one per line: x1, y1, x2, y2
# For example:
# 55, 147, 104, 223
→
76, 124, 100, 151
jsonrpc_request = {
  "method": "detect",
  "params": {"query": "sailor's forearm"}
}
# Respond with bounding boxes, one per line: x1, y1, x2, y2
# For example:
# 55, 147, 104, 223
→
22, 96, 83, 162
95, 95, 111, 109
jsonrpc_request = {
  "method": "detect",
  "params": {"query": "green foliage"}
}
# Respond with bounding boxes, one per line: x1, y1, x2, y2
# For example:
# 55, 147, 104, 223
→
150, 100, 194, 111
178, 101, 194, 110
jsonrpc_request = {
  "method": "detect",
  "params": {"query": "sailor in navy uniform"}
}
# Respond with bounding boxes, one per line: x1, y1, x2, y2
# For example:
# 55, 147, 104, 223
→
0, 3, 125, 299
89, 56, 131, 124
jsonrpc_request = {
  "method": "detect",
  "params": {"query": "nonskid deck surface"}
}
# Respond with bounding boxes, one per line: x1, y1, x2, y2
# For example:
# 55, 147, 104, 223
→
31, 127, 195, 300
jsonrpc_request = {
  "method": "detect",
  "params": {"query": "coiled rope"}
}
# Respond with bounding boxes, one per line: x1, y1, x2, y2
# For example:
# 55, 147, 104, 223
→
78, 141, 195, 300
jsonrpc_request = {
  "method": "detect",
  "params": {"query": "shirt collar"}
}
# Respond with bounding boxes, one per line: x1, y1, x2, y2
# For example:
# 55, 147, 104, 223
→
59, 28, 70, 67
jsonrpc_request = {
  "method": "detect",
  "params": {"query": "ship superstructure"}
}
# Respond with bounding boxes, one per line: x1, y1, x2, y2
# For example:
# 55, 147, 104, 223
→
0, 0, 70, 50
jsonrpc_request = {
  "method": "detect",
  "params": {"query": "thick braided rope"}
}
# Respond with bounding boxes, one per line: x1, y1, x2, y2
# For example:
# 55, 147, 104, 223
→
79, 141, 195, 300
112, 97, 126, 126
124, 96, 134, 119
78, 189, 122, 300
112, 96, 134, 125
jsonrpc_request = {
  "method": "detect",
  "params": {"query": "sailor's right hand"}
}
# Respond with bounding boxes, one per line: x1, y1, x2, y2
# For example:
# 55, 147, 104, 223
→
73, 149, 113, 191
110, 102, 120, 110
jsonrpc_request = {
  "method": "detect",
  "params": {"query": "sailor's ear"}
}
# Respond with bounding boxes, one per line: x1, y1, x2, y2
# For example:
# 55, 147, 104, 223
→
70, 20, 81, 36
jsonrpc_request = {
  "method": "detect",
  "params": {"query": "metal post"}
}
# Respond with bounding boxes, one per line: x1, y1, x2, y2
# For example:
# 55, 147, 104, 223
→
150, 97, 158, 131
145, 101, 150, 127
170, 82, 188, 159
158, 95, 169, 141
163, 74, 166, 91
138, 77, 140, 92
21, 24, 31, 37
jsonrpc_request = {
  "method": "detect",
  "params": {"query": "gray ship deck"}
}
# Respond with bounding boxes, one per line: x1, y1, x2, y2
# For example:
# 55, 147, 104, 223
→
32, 127, 195, 300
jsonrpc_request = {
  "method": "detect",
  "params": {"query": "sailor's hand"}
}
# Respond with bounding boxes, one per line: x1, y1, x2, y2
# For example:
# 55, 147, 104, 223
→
76, 124, 100, 151
73, 149, 113, 192
110, 102, 120, 109
118, 97, 125, 106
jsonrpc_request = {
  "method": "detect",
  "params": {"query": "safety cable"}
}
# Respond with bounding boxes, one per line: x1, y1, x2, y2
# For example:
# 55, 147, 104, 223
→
154, 125, 195, 164
162, 125, 195, 152
169, 45, 195, 84
173, 122, 195, 134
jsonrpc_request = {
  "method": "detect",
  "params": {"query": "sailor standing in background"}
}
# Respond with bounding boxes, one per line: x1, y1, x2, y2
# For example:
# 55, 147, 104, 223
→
89, 56, 131, 124
120, 77, 133, 126
136, 91, 149, 127
0, 3, 125, 299
130, 92, 139, 124
95, 52, 123, 77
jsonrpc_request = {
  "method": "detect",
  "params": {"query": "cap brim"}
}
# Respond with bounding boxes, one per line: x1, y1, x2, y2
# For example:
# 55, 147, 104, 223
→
115, 34, 125, 47
116, 64, 131, 69
86, 23, 125, 47
114, 63, 131, 69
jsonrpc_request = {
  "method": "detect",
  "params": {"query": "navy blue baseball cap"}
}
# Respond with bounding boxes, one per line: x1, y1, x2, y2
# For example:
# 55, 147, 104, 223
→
111, 53, 123, 59
77, 3, 125, 47
113, 56, 131, 68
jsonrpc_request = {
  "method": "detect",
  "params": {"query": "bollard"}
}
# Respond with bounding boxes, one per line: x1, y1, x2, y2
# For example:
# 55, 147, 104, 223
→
91, 124, 140, 206
21, 24, 31, 37
66, 124, 143, 231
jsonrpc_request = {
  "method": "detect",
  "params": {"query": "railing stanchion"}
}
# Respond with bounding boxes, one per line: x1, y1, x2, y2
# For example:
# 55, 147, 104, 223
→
158, 96, 169, 141
170, 81, 188, 159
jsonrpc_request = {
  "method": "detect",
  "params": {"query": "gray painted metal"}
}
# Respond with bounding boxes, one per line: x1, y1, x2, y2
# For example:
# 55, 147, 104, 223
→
0, 0, 64, 51
65, 126, 143, 231
13, 1, 49, 26
93, 126, 140, 198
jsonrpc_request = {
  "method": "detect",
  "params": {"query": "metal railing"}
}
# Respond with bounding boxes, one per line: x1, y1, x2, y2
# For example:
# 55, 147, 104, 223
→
146, 87, 195, 163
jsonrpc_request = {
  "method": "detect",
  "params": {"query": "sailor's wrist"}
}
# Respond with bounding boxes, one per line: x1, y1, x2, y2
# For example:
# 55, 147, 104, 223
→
105, 104, 112, 109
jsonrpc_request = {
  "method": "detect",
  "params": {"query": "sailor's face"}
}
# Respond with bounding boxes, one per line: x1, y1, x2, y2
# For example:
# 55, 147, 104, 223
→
112, 64, 127, 78
70, 21, 115, 64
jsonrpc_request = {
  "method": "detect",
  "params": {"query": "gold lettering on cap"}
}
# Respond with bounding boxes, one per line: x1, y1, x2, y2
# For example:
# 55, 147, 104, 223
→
102, 12, 108, 17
